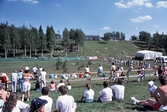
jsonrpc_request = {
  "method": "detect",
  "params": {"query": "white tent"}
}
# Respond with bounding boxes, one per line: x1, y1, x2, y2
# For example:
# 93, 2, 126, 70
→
136, 50, 162, 60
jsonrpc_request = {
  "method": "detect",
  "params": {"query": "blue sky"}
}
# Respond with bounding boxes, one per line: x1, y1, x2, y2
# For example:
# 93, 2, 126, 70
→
0, 0, 167, 40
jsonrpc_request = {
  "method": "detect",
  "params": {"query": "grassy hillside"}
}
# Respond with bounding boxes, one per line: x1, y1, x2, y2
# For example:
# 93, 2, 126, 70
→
0, 41, 141, 74
83, 41, 140, 59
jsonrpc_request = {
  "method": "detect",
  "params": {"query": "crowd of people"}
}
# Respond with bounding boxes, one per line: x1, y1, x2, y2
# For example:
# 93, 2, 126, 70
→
0, 60, 167, 111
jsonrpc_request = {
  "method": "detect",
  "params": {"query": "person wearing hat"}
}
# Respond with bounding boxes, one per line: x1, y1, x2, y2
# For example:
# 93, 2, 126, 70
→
30, 97, 47, 112
21, 66, 35, 102
131, 76, 167, 111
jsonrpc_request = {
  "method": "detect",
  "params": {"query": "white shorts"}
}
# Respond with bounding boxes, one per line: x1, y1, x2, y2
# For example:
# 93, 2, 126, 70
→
23, 82, 31, 92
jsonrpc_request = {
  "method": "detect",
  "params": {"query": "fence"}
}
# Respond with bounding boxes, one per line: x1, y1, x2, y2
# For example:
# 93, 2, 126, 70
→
0, 57, 85, 61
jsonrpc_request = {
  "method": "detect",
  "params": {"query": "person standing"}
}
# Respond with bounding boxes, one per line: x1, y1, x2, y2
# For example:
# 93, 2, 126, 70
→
22, 66, 35, 102
11, 70, 18, 92
32, 66, 38, 79
158, 65, 163, 78
80, 84, 94, 103
32, 66, 38, 75
39, 87, 53, 112
55, 85, 77, 112
40, 68, 47, 88
110, 62, 116, 78
18, 69, 23, 92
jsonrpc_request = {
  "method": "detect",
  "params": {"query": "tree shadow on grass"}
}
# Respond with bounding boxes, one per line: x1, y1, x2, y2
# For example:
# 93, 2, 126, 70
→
126, 103, 153, 111
97, 41, 107, 44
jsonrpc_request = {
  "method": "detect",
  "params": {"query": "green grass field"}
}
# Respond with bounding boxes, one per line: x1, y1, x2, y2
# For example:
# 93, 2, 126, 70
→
0, 41, 163, 112
8, 76, 160, 112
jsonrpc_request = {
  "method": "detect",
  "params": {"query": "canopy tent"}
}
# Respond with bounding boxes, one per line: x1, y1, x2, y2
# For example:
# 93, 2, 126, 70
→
136, 50, 162, 60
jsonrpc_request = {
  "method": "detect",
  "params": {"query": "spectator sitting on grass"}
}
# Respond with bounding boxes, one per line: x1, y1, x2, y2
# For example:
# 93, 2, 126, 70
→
50, 81, 56, 92
61, 73, 68, 79
131, 76, 167, 111
67, 82, 71, 90
111, 78, 125, 100
80, 84, 94, 103
55, 85, 77, 112
57, 80, 65, 91
4, 92, 30, 112
39, 87, 53, 112
97, 81, 113, 102
30, 97, 47, 112
102, 72, 107, 77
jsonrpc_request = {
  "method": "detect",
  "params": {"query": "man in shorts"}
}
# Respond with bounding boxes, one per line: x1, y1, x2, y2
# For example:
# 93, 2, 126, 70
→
110, 62, 116, 79
131, 75, 167, 111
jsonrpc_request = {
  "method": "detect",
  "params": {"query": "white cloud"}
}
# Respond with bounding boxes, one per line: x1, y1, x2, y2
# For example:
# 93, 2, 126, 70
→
131, 15, 152, 22
100, 26, 111, 30
115, 0, 153, 8
156, 1, 167, 8
144, 2, 153, 8
22, 0, 39, 4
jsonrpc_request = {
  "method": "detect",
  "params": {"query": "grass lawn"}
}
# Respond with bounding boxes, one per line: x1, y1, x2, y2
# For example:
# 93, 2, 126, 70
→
7, 76, 161, 112
1, 41, 165, 111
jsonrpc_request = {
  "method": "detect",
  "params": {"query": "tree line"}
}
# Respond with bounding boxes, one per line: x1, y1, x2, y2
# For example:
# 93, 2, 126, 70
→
103, 31, 125, 43
131, 31, 167, 53
0, 22, 85, 58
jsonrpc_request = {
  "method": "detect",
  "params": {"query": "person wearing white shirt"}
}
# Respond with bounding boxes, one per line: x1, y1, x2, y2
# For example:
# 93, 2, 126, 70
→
80, 84, 94, 103
4, 92, 29, 112
72, 72, 77, 78
11, 70, 18, 92
40, 68, 47, 88
55, 86, 77, 112
32, 66, 38, 75
111, 78, 125, 100
39, 87, 53, 112
57, 80, 65, 90
97, 81, 113, 102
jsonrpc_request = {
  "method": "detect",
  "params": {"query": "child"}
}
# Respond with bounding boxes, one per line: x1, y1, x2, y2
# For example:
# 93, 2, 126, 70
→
67, 82, 71, 90
35, 80, 40, 91
50, 81, 56, 92
103, 72, 107, 77
137, 68, 142, 82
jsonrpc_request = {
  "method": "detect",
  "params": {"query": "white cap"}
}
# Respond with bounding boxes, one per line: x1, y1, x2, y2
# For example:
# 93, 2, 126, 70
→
148, 81, 154, 86
25, 66, 29, 70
